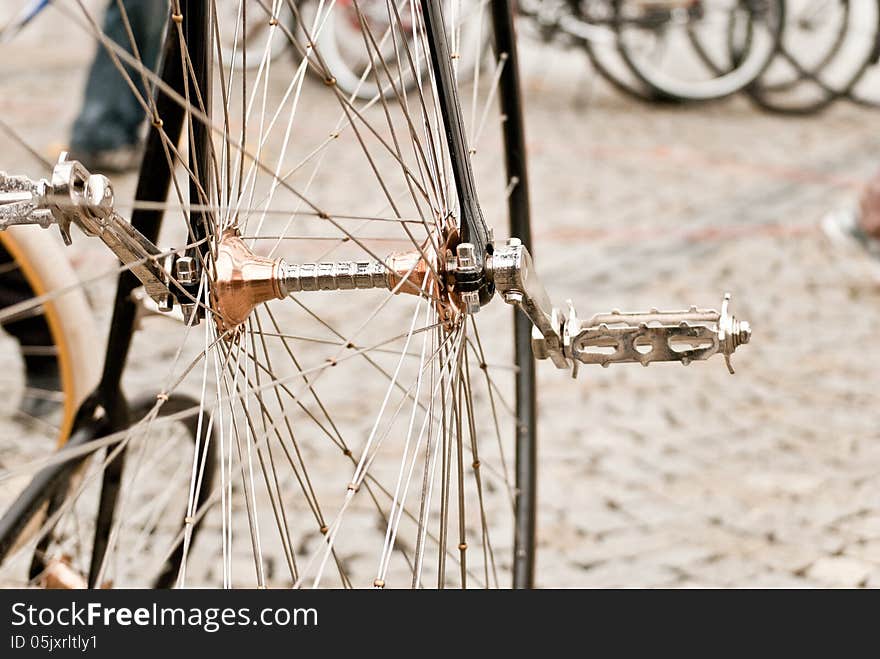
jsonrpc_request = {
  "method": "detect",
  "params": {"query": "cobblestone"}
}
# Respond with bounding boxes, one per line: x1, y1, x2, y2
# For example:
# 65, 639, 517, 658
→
677, 555, 765, 587
806, 557, 875, 588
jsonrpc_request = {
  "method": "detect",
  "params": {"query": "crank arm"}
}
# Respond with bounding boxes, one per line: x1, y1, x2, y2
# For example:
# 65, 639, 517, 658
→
0, 154, 172, 306
490, 237, 568, 368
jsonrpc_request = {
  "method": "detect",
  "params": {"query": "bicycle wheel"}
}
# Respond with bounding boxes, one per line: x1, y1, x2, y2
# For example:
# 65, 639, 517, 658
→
0, 0, 533, 589
13, 394, 216, 589
566, 0, 668, 102
219, 0, 293, 71
740, 0, 880, 114
614, 0, 785, 102
0, 226, 100, 565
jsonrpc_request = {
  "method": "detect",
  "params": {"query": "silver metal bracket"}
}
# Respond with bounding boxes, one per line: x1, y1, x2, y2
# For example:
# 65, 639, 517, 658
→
0, 154, 171, 306
491, 238, 751, 376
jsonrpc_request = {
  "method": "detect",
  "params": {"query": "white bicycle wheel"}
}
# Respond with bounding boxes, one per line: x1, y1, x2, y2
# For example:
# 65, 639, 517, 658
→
219, 0, 293, 71
0, 226, 100, 557
616, 0, 784, 101
299, 0, 488, 100
0, 227, 99, 444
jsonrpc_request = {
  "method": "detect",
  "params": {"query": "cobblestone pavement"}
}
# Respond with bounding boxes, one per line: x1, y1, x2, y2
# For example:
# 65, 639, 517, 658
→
2, 3, 880, 588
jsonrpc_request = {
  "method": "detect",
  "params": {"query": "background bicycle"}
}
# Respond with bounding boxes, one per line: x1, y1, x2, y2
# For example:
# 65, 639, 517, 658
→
215, 0, 880, 109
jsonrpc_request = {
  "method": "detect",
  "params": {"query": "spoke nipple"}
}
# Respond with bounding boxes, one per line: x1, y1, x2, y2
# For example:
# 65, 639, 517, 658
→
373, 579, 385, 588
681, 357, 691, 366
611, 309, 621, 315
461, 290, 481, 314
641, 360, 649, 367
601, 361, 610, 368
650, 307, 659, 314
679, 321, 689, 328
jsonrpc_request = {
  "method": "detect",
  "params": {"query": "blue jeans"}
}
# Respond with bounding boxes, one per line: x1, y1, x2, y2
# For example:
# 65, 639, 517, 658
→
70, 1, 166, 152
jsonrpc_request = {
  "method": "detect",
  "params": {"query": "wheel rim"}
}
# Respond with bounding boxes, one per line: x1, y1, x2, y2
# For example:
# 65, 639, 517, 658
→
301, 0, 487, 100
615, 0, 783, 100
745, 0, 880, 113
0, 233, 77, 447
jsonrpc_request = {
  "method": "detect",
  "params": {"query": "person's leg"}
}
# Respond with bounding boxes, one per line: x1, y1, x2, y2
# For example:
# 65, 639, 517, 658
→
69, 1, 167, 171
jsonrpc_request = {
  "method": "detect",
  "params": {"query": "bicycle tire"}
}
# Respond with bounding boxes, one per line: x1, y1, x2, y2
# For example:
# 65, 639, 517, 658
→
0, 228, 99, 445
0, 227, 98, 563
24, 393, 217, 588
614, 0, 785, 102
560, 0, 668, 103
741, 0, 880, 115
583, 37, 670, 103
